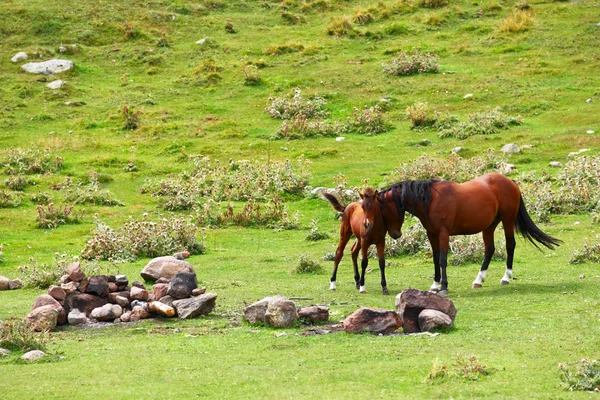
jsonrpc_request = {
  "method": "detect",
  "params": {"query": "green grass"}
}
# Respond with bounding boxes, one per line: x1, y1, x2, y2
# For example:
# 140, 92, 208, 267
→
1, 0, 600, 398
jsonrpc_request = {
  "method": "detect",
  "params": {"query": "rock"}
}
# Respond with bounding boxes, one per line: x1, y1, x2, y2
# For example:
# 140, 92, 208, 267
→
310, 187, 326, 198
549, 161, 563, 167
0, 276, 9, 290
21, 59, 73, 74
61, 281, 79, 295
130, 286, 149, 301
196, 37, 216, 46
148, 301, 176, 317
31, 294, 66, 325
501, 143, 520, 154
586, 130, 594, 134
67, 262, 86, 282
297, 306, 329, 323
120, 311, 132, 322
108, 291, 131, 303
151, 283, 169, 301
115, 274, 128, 286
11, 52, 28, 63
192, 287, 207, 296
64, 101, 86, 107
112, 295, 129, 309
130, 300, 148, 310
86, 276, 109, 298
59, 275, 70, 285
395, 289, 457, 334
8, 278, 22, 290
46, 80, 66, 89
156, 277, 170, 284
173, 293, 217, 319
63, 293, 107, 316
243, 296, 287, 324
159, 295, 175, 308
107, 282, 118, 293
67, 309, 87, 326
167, 271, 198, 299
130, 306, 151, 322
342, 307, 402, 335
141, 256, 196, 282
335, 137, 345, 142
463, 93, 473, 99
500, 163, 516, 174
418, 309, 453, 331
0, 348, 11, 356
24, 305, 58, 332
48, 285, 67, 302
131, 281, 146, 289
451, 146, 462, 154
265, 298, 298, 328
90, 304, 123, 321
520, 145, 534, 150
21, 350, 45, 361
172, 251, 190, 260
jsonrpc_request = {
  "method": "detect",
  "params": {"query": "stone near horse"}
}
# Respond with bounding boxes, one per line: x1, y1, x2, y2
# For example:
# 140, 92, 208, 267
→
343, 307, 402, 335
395, 289, 457, 334
418, 309, 453, 332
47, 80, 66, 89
501, 143, 520, 154
172, 293, 217, 319
297, 306, 329, 323
265, 298, 298, 328
140, 256, 195, 282
243, 295, 288, 324
11, 52, 28, 63
167, 271, 198, 299
32, 294, 66, 325
24, 305, 58, 332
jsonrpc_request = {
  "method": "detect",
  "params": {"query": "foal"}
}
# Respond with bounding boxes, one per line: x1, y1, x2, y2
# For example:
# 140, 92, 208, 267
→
323, 187, 389, 295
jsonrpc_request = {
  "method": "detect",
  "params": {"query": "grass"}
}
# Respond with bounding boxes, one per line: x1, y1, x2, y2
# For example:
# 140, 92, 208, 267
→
0, 0, 599, 398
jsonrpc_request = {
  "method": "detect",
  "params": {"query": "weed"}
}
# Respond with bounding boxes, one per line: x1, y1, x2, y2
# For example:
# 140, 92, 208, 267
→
407, 101, 434, 129
559, 358, 600, 391
426, 355, 492, 383
499, 10, 533, 33
568, 236, 600, 264
225, 19, 236, 33
243, 65, 263, 86
29, 192, 53, 205
265, 88, 329, 120
293, 254, 324, 274
326, 17, 354, 36
347, 105, 390, 135
0, 190, 22, 208
201, 58, 222, 73
418, 0, 448, 8
263, 41, 304, 56
449, 235, 506, 266
305, 219, 329, 241
62, 176, 124, 206
123, 105, 142, 130
438, 107, 522, 139
352, 8, 374, 25
0, 318, 48, 352
157, 33, 169, 47
35, 203, 84, 229
274, 115, 347, 140
281, 11, 306, 25
1, 148, 64, 175
382, 51, 439, 76
4, 175, 33, 191
122, 21, 144, 40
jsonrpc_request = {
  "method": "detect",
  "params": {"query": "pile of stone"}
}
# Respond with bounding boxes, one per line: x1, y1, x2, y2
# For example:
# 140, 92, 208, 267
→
243, 295, 329, 328
0, 276, 22, 291
24, 255, 217, 332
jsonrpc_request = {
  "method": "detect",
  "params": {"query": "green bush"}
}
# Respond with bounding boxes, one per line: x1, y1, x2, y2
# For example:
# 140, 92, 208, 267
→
293, 254, 324, 274
383, 50, 439, 76
559, 358, 600, 391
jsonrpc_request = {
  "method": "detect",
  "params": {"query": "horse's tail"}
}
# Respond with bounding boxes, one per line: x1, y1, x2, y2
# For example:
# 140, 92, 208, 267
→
515, 193, 562, 250
323, 192, 346, 213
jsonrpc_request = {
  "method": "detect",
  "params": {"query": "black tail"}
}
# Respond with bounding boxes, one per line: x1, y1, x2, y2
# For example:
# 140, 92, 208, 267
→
323, 192, 346, 213
515, 194, 562, 250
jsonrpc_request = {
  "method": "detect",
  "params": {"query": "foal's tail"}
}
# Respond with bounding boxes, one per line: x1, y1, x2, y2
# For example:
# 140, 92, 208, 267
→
515, 193, 562, 250
323, 192, 346, 213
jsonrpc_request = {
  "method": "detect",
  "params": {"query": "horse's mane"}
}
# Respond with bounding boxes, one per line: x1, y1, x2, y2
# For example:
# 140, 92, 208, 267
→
379, 179, 439, 215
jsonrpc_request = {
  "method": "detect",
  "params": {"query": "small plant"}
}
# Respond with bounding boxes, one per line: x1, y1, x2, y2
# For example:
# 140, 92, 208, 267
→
418, 0, 448, 8
35, 203, 83, 229
1, 147, 63, 175
274, 115, 347, 140
0, 190, 22, 208
306, 219, 330, 241
449, 235, 506, 266
263, 41, 305, 56
225, 18, 236, 33
0, 318, 49, 352
265, 88, 329, 120
157, 33, 169, 47
407, 101, 434, 129
348, 105, 390, 134
281, 11, 306, 25
30, 191, 53, 205
293, 254, 324, 274
4, 175, 33, 191
383, 50, 439, 76
352, 8, 374, 24
243, 64, 263, 86
426, 355, 492, 383
123, 105, 142, 130
568, 236, 600, 264
326, 16, 354, 36
559, 358, 600, 391
63, 175, 124, 206
438, 107, 522, 139
499, 10, 533, 33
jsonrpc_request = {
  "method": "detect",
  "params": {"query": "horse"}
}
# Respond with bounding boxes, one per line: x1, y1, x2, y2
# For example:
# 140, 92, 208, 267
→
323, 187, 390, 295
376, 172, 562, 296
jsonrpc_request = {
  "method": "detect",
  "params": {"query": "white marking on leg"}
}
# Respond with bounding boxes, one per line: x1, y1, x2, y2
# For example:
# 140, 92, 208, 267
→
472, 270, 487, 288
330, 281, 336, 291
430, 281, 441, 292
359, 286, 366, 293
500, 269, 513, 285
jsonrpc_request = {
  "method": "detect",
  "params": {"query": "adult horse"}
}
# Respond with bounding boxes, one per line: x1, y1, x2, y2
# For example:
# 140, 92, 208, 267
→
377, 173, 562, 296
323, 187, 390, 294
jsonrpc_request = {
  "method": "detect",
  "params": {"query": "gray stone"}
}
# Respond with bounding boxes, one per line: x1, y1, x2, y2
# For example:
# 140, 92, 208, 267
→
141, 256, 196, 282
67, 309, 87, 326
47, 80, 66, 89
243, 295, 288, 324
173, 293, 217, 319
342, 307, 402, 335
418, 309, 453, 332
85, 276, 109, 298
159, 295, 175, 308
395, 289, 457, 334
0, 348, 11, 356
167, 271, 197, 299
90, 304, 123, 321
196, 37, 216, 46
298, 306, 329, 323
21, 350, 45, 361
11, 52, 28, 63
130, 300, 148, 310
115, 274, 128, 285
24, 305, 58, 332
451, 146, 462, 154
21, 59, 73, 74
0, 276, 9, 290
265, 298, 298, 328
501, 143, 520, 154
8, 278, 22, 290
549, 161, 563, 167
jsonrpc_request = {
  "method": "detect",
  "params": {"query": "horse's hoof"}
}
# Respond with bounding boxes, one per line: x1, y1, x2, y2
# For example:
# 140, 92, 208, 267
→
500, 279, 510, 286
429, 288, 439, 293
382, 289, 389, 295
472, 283, 483, 289
438, 290, 449, 297
359, 286, 367, 294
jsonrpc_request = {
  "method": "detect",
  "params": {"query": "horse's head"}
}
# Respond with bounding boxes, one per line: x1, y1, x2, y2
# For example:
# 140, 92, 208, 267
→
378, 186, 404, 239
359, 187, 381, 230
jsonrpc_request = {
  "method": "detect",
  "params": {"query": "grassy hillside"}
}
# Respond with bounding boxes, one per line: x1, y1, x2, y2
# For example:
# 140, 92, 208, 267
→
0, 0, 599, 398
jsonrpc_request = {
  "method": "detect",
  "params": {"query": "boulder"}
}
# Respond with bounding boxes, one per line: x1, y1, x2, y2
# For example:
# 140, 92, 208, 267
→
64, 293, 107, 316
11, 52, 28, 63
0, 276, 9, 290
501, 143, 520, 154
167, 271, 197, 299
61, 281, 79, 295
343, 307, 402, 335
113, 295, 130, 309
47, 80, 66, 89
395, 289, 457, 334
21, 59, 73, 74
8, 278, 23, 290
115, 274, 128, 286
243, 295, 288, 324
120, 311, 132, 322
140, 256, 195, 282
297, 306, 329, 323
85, 276, 109, 298
108, 291, 131, 303
418, 309, 453, 332
130, 286, 149, 301
24, 305, 58, 332
48, 285, 67, 302
21, 350, 45, 361
265, 298, 298, 328
0, 348, 11, 356
32, 294, 66, 325
67, 262, 86, 282
151, 283, 169, 301
148, 301, 176, 317
108, 282, 119, 293
130, 306, 151, 322
90, 304, 123, 321
172, 293, 217, 319
67, 309, 87, 326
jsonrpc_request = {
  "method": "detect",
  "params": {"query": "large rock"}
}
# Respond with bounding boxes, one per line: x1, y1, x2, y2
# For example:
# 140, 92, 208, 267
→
130, 286, 149, 301
395, 289, 457, 334
67, 309, 87, 326
140, 256, 195, 282
90, 304, 123, 321
9, 278, 23, 290
130, 306, 151, 322
297, 306, 329, 323
167, 271, 197, 299
172, 293, 217, 319
0, 348, 10, 356
343, 307, 402, 335
21, 350, 45, 361
418, 309, 453, 332
151, 283, 169, 301
265, 298, 298, 328
24, 305, 58, 332
21, 59, 73, 74
48, 285, 67, 302
64, 293, 107, 316
61, 281, 79, 295
66, 262, 86, 282
148, 301, 176, 317
501, 143, 520, 154
85, 276, 109, 298
243, 295, 288, 324
0, 276, 9, 290
32, 294, 66, 325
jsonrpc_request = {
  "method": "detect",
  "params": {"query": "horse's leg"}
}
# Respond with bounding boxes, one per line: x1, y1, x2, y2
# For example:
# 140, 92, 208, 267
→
358, 243, 369, 294
501, 220, 517, 285
376, 240, 388, 295
427, 232, 442, 292
351, 239, 360, 289
330, 234, 351, 291
472, 224, 498, 289
438, 231, 450, 297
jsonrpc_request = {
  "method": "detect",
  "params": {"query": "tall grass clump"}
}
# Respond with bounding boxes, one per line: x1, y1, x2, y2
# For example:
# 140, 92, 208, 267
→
418, 0, 448, 8
438, 107, 522, 139
0, 318, 48, 352
63, 176, 124, 206
292, 254, 324, 274
265, 88, 329, 120
274, 115, 347, 140
326, 16, 354, 36
263, 41, 304, 56
35, 203, 84, 229
499, 10, 533, 33
0, 190, 22, 208
568, 236, 600, 264
383, 50, 439, 76
559, 358, 600, 391
348, 105, 390, 134
426, 355, 492, 383
17, 253, 110, 288
1, 147, 63, 175
407, 101, 435, 129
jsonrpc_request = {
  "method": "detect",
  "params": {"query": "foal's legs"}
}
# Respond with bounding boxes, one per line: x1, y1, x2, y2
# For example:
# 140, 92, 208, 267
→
501, 220, 517, 285
376, 240, 389, 295
437, 231, 451, 297
428, 232, 442, 292
351, 239, 361, 289
358, 243, 369, 294
472, 224, 499, 288
330, 233, 352, 291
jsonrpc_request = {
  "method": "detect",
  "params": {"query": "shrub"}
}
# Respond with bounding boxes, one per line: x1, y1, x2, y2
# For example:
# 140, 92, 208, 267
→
263, 41, 304, 56
418, 0, 448, 8
30, 191, 53, 205
281, 11, 306, 25
426, 355, 492, 383
352, 8, 374, 24
438, 107, 522, 139
1, 147, 63, 175
449, 235, 506, 266
81, 214, 205, 261
63, 176, 124, 206
274, 115, 347, 140
123, 105, 142, 130
407, 101, 434, 129
0, 318, 48, 351
242, 65, 263, 86
265, 88, 329, 120
0, 190, 22, 208
559, 358, 600, 391
326, 16, 354, 36
306, 219, 330, 241
499, 10, 533, 33
568, 236, 600, 264
4, 175, 34, 191
347, 105, 390, 134
369, 223, 430, 258
293, 254, 324, 274
383, 51, 439, 76
35, 203, 83, 229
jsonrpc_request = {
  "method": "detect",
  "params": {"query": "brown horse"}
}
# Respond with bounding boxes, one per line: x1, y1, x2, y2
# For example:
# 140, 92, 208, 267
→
377, 173, 562, 296
323, 187, 390, 295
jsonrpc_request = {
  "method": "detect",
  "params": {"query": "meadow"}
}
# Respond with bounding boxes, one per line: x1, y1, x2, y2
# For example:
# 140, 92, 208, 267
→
0, 0, 599, 398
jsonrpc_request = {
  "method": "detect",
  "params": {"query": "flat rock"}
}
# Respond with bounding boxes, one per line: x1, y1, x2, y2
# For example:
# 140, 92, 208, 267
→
265, 298, 298, 328
47, 80, 66, 89
21, 59, 73, 74
24, 305, 58, 332
418, 309, 453, 332
90, 304, 123, 321
192, 287, 206, 296
67, 309, 87, 325
395, 289, 457, 334
11, 52, 28, 63
173, 293, 217, 319
297, 306, 329, 323
21, 350, 45, 361
342, 307, 402, 335
167, 271, 197, 299
141, 256, 196, 282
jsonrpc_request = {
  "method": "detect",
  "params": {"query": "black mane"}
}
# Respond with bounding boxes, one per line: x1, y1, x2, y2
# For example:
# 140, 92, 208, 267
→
379, 179, 439, 215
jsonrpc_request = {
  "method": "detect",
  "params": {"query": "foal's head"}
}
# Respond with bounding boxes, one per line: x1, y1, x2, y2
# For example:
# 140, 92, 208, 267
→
359, 187, 382, 230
